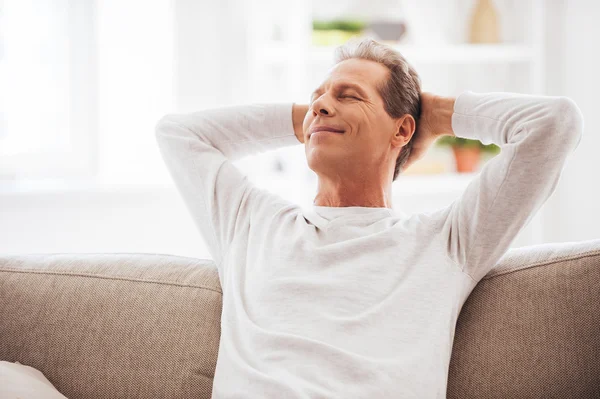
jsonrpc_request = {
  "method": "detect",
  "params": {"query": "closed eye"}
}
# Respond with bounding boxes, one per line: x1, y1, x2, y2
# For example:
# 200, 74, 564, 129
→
309, 95, 360, 104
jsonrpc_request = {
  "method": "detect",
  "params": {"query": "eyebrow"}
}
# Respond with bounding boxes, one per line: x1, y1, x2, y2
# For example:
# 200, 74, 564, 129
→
310, 82, 368, 100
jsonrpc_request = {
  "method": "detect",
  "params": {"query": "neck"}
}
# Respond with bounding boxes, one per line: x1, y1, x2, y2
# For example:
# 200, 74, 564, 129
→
313, 176, 393, 208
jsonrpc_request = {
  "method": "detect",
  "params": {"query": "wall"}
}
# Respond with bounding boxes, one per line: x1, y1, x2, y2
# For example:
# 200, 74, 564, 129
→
1, 0, 598, 262
541, 0, 600, 243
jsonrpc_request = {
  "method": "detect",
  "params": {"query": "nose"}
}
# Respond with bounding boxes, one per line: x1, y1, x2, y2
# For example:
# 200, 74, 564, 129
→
311, 96, 332, 116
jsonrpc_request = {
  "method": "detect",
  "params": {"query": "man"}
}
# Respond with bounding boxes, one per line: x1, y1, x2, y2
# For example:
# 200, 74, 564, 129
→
155, 38, 583, 398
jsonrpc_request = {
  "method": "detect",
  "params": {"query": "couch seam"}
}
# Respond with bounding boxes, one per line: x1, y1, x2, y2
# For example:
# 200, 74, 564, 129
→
483, 249, 600, 280
0, 268, 223, 294
0, 252, 216, 262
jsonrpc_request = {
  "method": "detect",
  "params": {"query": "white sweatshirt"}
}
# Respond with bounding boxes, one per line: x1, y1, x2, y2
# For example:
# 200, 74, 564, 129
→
155, 91, 583, 398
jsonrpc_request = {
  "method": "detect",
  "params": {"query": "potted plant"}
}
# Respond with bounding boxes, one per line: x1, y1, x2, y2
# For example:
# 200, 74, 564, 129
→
312, 19, 367, 46
435, 136, 500, 173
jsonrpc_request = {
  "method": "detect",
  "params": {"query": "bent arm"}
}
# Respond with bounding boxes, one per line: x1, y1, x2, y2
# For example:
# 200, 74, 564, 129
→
154, 102, 299, 280
440, 91, 584, 282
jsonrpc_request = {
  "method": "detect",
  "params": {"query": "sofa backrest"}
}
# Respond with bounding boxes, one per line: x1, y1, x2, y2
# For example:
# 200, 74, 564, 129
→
0, 253, 224, 399
1, 239, 599, 398
448, 239, 600, 398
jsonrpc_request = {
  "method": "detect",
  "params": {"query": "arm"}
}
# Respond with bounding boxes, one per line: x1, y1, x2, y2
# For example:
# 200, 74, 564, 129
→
154, 102, 299, 279
438, 91, 584, 282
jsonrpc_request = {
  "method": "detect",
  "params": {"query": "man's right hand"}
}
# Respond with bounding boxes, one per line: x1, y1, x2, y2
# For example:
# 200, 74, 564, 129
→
292, 103, 309, 144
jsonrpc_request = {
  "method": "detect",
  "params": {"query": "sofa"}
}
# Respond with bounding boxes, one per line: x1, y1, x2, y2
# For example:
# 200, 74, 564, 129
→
1, 239, 599, 399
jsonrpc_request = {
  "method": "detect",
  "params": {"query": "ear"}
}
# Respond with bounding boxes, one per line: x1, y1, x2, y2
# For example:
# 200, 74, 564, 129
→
391, 114, 415, 148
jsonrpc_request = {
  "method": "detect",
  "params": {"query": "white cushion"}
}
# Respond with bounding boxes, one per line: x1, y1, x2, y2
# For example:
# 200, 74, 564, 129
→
0, 361, 68, 399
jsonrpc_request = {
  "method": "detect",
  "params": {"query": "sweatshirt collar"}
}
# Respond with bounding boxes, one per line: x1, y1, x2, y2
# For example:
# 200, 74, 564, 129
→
312, 205, 393, 219
302, 205, 404, 230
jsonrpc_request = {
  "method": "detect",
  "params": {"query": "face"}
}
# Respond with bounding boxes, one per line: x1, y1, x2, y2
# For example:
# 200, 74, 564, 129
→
303, 58, 409, 181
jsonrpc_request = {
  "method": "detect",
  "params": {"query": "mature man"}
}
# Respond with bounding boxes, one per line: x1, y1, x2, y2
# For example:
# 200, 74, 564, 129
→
155, 38, 583, 398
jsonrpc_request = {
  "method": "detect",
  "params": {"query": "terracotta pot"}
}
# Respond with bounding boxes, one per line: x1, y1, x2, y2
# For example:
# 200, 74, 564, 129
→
452, 146, 481, 173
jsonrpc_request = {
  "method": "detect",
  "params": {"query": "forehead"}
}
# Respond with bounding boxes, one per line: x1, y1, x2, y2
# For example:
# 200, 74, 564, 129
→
311, 58, 388, 97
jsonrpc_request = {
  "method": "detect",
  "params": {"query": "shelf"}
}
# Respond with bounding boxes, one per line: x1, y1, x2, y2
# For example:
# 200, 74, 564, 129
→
0, 179, 176, 199
256, 43, 534, 66
0, 171, 479, 199
393, 172, 478, 195
249, 171, 479, 208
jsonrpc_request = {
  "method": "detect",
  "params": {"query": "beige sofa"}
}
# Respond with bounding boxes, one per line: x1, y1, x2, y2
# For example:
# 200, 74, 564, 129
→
1, 239, 599, 399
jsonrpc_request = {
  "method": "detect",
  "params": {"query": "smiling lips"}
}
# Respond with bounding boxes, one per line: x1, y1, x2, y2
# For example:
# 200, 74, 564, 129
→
309, 125, 345, 137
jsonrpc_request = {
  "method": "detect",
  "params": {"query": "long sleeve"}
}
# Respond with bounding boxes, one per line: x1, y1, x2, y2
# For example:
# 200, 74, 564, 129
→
441, 91, 584, 283
154, 102, 299, 278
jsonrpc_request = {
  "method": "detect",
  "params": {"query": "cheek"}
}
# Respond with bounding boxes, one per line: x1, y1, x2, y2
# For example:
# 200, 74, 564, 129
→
303, 115, 312, 131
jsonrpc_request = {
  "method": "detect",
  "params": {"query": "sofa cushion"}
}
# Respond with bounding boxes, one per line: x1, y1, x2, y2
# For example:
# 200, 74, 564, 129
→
0, 360, 68, 399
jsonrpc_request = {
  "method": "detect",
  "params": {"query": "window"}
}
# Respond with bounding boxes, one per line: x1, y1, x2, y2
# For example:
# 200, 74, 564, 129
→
0, 0, 97, 180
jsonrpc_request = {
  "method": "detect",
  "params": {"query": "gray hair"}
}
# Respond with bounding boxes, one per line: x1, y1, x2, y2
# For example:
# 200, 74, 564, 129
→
332, 37, 422, 181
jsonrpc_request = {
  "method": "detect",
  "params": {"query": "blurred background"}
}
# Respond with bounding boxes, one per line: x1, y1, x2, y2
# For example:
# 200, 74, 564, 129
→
0, 0, 597, 260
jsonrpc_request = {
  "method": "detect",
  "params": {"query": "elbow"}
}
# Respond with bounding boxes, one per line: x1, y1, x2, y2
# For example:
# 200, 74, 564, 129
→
552, 97, 584, 149
154, 114, 174, 139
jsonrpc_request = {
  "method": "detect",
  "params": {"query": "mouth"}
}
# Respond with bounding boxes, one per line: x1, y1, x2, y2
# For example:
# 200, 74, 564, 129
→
309, 125, 345, 138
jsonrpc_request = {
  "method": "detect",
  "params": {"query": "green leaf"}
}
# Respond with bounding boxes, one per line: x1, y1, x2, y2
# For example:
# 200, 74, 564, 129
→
312, 19, 367, 32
